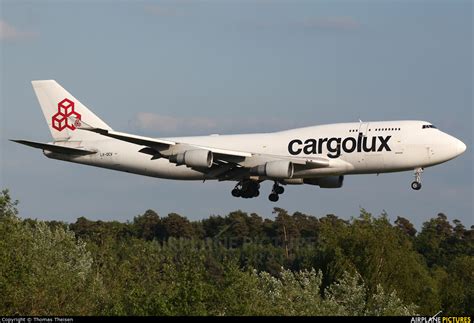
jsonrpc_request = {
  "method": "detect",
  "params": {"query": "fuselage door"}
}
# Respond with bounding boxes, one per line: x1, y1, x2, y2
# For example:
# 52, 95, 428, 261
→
358, 122, 369, 135
359, 122, 385, 172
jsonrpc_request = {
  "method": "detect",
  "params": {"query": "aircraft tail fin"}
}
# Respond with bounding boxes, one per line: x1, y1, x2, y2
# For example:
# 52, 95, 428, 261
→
31, 80, 112, 141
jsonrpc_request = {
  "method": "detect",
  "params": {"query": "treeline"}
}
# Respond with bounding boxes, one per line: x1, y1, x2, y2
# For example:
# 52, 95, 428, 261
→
0, 189, 472, 316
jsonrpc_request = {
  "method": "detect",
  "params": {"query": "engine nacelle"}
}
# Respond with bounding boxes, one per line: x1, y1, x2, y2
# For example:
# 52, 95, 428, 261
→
250, 160, 294, 179
282, 178, 304, 185
170, 149, 213, 168
304, 176, 344, 188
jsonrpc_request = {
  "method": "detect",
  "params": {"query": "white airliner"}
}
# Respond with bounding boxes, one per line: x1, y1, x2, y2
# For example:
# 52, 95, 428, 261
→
12, 80, 466, 202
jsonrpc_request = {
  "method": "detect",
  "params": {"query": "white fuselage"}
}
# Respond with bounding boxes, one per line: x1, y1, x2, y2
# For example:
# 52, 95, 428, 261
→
45, 120, 466, 181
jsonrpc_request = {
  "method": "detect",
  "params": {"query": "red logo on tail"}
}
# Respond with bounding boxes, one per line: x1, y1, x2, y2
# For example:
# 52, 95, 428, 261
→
52, 98, 81, 131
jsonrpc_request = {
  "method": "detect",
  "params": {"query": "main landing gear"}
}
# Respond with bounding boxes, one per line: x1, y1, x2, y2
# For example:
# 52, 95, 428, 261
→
232, 180, 260, 199
268, 182, 284, 202
230, 180, 285, 202
411, 167, 423, 190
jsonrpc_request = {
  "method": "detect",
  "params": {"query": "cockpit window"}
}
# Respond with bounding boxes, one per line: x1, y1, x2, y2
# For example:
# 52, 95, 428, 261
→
422, 124, 437, 129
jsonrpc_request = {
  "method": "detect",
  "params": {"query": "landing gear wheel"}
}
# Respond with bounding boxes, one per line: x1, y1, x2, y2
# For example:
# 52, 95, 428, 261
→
231, 188, 241, 197
272, 181, 285, 195
275, 186, 284, 195
269, 193, 279, 202
411, 168, 423, 191
231, 180, 261, 199
411, 181, 422, 190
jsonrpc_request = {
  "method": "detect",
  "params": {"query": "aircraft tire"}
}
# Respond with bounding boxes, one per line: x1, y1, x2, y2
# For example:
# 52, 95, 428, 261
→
232, 188, 241, 197
269, 193, 279, 202
411, 181, 421, 190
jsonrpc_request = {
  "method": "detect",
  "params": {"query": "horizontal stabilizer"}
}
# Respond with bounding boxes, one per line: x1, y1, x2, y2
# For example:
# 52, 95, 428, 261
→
11, 140, 97, 155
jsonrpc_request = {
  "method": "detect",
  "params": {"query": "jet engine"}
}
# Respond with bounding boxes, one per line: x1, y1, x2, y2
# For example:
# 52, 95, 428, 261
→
170, 149, 213, 168
250, 160, 294, 179
304, 176, 344, 188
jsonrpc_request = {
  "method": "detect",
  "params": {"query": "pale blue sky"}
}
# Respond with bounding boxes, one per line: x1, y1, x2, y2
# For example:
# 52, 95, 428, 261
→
1, 0, 472, 228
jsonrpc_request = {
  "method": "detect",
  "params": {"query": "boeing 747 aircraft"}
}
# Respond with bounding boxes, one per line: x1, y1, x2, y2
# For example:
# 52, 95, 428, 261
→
12, 80, 466, 202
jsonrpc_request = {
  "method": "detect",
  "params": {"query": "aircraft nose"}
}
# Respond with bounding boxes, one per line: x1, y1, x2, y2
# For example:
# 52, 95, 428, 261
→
455, 138, 466, 155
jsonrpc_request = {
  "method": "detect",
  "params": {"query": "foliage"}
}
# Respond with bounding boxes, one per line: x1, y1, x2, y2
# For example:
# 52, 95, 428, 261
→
0, 189, 472, 315
0, 212, 100, 314
0, 189, 19, 218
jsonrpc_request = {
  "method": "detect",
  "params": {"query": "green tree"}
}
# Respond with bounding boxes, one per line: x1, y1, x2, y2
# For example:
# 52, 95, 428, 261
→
251, 268, 417, 316
133, 209, 161, 240
416, 213, 454, 267
0, 189, 19, 218
313, 209, 439, 313
160, 213, 195, 239
395, 216, 417, 237
438, 255, 474, 315
0, 215, 100, 315
3, 188, 472, 316
70, 217, 133, 245
324, 271, 417, 315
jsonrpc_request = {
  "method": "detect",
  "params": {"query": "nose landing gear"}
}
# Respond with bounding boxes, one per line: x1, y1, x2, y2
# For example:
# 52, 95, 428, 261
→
411, 167, 423, 190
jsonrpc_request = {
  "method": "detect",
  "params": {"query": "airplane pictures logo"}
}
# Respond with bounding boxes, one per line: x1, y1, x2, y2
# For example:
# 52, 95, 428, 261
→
51, 98, 81, 131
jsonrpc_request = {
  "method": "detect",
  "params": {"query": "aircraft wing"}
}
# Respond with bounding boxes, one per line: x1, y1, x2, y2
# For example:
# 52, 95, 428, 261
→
82, 127, 252, 158
85, 128, 177, 148
70, 116, 330, 179
71, 116, 253, 159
